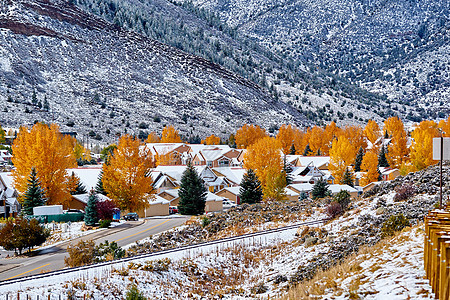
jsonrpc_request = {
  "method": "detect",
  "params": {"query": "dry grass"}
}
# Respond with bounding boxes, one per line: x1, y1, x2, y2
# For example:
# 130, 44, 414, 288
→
281, 226, 416, 300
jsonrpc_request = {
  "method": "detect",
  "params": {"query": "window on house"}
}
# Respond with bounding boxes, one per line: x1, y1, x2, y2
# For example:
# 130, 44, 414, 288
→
219, 160, 229, 167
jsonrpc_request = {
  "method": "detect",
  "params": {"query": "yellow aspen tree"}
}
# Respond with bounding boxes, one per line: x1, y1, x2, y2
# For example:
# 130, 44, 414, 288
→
12, 123, 77, 205
363, 120, 381, 147
65, 135, 91, 161
243, 137, 285, 200
146, 132, 161, 143
307, 126, 325, 155
341, 125, 366, 153
383, 117, 409, 168
201, 134, 221, 145
103, 135, 155, 212
292, 127, 306, 155
161, 126, 182, 143
360, 151, 379, 186
410, 120, 439, 171
322, 121, 341, 155
438, 115, 450, 137
276, 124, 298, 155
235, 124, 267, 149
329, 137, 355, 183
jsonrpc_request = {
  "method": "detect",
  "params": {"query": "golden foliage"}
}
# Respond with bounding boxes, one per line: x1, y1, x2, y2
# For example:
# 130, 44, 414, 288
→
65, 135, 91, 161
438, 115, 450, 137
305, 126, 324, 155
12, 123, 77, 205
383, 117, 409, 168
322, 121, 341, 155
329, 137, 355, 183
103, 135, 156, 212
161, 126, 182, 143
410, 120, 439, 171
243, 137, 285, 200
145, 132, 161, 143
276, 124, 305, 155
341, 125, 366, 154
235, 124, 267, 149
360, 151, 379, 186
201, 134, 221, 145
67, 172, 83, 194
363, 120, 381, 146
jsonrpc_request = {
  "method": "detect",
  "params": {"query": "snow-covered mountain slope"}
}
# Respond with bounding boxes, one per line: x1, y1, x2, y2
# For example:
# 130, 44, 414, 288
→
69, 0, 392, 127
0, 0, 307, 143
186, 0, 450, 121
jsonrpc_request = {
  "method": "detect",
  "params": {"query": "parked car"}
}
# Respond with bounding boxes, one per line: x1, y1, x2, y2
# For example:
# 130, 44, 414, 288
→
123, 212, 139, 221
222, 199, 237, 210
169, 206, 178, 214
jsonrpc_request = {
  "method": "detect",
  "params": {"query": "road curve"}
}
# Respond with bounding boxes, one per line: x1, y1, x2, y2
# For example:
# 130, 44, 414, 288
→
0, 217, 187, 281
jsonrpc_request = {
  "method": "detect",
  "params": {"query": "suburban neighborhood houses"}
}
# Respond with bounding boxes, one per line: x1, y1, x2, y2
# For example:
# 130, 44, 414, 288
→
0, 137, 402, 219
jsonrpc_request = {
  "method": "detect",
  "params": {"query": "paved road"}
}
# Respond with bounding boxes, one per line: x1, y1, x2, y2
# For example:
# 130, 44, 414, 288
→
0, 217, 187, 281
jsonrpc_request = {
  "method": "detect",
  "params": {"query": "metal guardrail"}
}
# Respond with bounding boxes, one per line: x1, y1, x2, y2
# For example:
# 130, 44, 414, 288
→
0, 218, 328, 286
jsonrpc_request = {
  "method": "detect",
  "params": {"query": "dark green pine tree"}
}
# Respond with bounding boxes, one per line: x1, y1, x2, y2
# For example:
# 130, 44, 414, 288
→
311, 178, 330, 200
378, 145, 390, 168
340, 168, 354, 187
84, 190, 99, 226
178, 163, 207, 215
96, 170, 107, 195
21, 168, 46, 216
283, 158, 293, 185
384, 130, 389, 139
43, 96, 49, 111
31, 89, 37, 106
239, 169, 263, 204
303, 144, 313, 156
289, 144, 296, 155
354, 147, 364, 172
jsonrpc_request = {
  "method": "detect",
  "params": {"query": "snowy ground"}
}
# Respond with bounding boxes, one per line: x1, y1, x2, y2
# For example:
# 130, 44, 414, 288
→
0, 194, 435, 299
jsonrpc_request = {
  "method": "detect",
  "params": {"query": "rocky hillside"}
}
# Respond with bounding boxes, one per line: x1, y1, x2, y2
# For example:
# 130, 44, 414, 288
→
0, 0, 306, 143
185, 0, 450, 121
68, 0, 390, 127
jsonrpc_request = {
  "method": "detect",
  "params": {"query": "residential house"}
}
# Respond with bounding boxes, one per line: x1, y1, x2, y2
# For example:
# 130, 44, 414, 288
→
192, 147, 242, 168
286, 155, 331, 170
205, 192, 224, 213
0, 172, 20, 217
136, 195, 170, 218
158, 189, 180, 206
216, 187, 241, 204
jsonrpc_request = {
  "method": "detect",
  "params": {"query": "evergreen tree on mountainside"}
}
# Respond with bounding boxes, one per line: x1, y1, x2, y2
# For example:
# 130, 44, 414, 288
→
378, 145, 390, 168
354, 147, 364, 172
84, 191, 99, 226
239, 169, 263, 204
178, 162, 207, 215
340, 168, 354, 187
303, 144, 313, 156
289, 144, 296, 155
21, 168, 46, 216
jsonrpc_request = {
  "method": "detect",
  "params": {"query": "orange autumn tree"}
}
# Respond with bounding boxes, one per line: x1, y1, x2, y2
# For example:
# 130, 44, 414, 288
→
243, 137, 286, 200
103, 135, 155, 212
360, 151, 379, 186
329, 137, 355, 183
161, 126, 182, 143
410, 120, 439, 171
65, 135, 91, 161
305, 126, 325, 155
438, 115, 450, 137
12, 123, 77, 205
146, 132, 161, 143
202, 134, 221, 145
322, 121, 341, 155
341, 125, 366, 153
384, 117, 409, 168
276, 124, 304, 155
363, 120, 381, 149
235, 124, 267, 149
